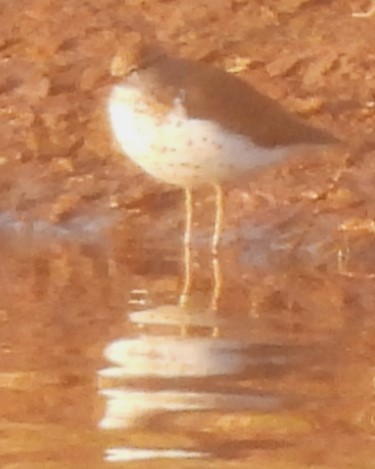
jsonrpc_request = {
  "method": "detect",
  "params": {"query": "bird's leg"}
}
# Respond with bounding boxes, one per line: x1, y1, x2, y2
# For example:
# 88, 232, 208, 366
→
210, 184, 224, 337
210, 255, 222, 320
210, 226, 223, 338
184, 187, 193, 248
212, 184, 224, 256
179, 187, 193, 308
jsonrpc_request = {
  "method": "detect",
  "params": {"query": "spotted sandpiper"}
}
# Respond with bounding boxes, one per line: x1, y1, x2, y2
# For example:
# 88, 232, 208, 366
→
108, 45, 337, 254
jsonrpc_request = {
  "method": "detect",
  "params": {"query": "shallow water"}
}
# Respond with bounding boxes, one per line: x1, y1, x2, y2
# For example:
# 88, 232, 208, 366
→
0, 215, 374, 469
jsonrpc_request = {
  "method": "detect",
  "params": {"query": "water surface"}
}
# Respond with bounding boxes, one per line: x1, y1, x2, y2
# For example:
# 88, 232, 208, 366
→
0, 215, 374, 468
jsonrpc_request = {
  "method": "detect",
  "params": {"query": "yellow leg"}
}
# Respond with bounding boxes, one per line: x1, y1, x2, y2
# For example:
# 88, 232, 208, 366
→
179, 188, 193, 308
208, 244, 222, 338
212, 184, 224, 256
184, 187, 193, 248
210, 256, 222, 312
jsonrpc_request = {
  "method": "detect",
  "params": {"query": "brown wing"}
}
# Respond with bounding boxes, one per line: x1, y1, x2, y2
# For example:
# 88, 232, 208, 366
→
142, 56, 337, 148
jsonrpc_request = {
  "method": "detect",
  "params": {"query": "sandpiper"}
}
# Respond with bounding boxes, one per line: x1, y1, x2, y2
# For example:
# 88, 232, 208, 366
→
108, 45, 337, 253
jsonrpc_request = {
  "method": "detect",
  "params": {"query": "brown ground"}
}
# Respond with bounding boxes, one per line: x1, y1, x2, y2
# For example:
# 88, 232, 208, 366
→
1, 0, 374, 239
1, 3, 375, 466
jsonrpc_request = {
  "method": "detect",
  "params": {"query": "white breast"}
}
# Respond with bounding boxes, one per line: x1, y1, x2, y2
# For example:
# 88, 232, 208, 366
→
108, 81, 288, 188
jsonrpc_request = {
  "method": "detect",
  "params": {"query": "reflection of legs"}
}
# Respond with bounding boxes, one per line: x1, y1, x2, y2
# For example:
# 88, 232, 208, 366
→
180, 188, 193, 307
211, 185, 224, 335
212, 184, 224, 256
211, 185, 223, 327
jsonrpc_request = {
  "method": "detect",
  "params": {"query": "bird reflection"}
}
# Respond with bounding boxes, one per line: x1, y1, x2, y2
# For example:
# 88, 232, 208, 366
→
97, 247, 241, 462
96, 244, 325, 464
96, 211, 368, 464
